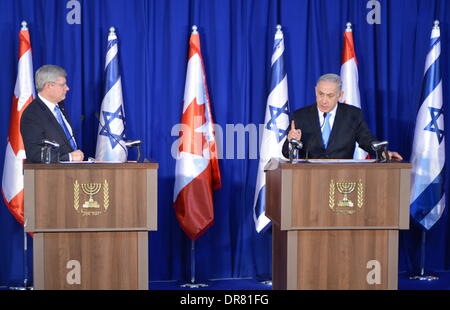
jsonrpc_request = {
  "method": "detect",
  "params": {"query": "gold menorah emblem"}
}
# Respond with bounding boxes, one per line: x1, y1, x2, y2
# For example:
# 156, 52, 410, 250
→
329, 179, 364, 214
81, 183, 101, 208
74, 180, 109, 216
336, 182, 356, 207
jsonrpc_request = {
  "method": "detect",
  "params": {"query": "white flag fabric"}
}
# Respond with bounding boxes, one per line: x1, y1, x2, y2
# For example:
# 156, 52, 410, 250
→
2, 22, 35, 225
339, 23, 368, 159
253, 25, 290, 232
95, 27, 127, 162
410, 21, 445, 230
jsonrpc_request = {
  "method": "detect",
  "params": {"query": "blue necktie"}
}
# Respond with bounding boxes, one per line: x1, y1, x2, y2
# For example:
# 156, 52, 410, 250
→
54, 105, 77, 150
322, 112, 331, 148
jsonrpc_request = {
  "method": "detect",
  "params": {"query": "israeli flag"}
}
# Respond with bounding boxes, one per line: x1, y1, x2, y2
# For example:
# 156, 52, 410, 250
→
95, 27, 127, 162
410, 21, 446, 230
253, 25, 290, 232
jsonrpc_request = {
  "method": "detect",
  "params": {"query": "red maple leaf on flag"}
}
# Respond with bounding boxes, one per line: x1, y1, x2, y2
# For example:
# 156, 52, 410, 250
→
179, 98, 207, 157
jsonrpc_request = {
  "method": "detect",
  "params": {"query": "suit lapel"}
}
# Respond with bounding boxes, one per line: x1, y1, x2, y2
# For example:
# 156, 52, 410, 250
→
36, 97, 72, 148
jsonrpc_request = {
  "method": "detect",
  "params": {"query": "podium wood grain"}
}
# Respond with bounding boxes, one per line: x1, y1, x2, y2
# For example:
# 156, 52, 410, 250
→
34, 231, 148, 290
25, 163, 157, 232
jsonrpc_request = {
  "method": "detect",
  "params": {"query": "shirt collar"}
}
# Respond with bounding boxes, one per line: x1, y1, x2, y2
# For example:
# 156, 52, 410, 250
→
317, 103, 338, 118
38, 93, 59, 112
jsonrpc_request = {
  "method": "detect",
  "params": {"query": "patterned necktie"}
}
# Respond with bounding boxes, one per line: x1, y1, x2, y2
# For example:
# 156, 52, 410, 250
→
322, 112, 331, 148
54, 105, 77, 150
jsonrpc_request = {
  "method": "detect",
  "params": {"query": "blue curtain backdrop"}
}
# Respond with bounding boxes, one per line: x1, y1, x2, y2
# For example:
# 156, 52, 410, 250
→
0, 0, 449, 285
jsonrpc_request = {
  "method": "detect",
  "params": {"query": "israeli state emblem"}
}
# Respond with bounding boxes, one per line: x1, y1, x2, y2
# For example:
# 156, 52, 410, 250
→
73, 180, 109, 216
329, 179, 364, 214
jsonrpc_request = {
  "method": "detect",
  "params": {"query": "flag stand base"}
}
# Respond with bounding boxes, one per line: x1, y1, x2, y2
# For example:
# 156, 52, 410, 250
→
9, 277, 33, 290
408, 229, 439, 281
409, 275, 439, 281
180, 282, 209, 289
179, 240, 209, 288
9, 285, 33, 290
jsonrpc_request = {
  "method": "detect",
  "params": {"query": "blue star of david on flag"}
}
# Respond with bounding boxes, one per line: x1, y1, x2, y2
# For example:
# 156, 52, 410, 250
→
424, 107, 444, 144
99, 106, 126, 148
266, 102, 289, 143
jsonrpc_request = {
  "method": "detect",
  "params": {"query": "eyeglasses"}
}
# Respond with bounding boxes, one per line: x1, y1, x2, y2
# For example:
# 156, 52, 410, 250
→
51, 81, 67, 88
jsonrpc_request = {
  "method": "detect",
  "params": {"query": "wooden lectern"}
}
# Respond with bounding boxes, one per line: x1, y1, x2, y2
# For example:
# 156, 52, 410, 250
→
23, 162, 158, 290
265, 159, 411, 290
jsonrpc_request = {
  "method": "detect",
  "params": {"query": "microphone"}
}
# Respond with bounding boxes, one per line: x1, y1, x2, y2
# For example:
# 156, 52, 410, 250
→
290, 139, 303, 150
124, 140, 142, 162
371, 140, 388, 151
40, 140, 60, 164
288, 139, 302, 163
124, 140, 142, 148
41, 140, 60, 148
371, 141, 389, 163
320, 112, 328, 128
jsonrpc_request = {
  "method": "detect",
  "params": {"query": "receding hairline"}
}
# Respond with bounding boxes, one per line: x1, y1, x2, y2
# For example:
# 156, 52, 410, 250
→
316, 73, 342, 92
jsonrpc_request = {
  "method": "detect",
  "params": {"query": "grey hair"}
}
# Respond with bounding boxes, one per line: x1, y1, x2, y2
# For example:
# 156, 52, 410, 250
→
35, 65, 67, 92
317, 73, 342, 92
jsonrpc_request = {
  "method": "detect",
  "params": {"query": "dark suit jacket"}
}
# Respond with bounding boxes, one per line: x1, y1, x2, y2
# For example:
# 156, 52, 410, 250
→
20, 96, 76, 163
282, 103, 378, 159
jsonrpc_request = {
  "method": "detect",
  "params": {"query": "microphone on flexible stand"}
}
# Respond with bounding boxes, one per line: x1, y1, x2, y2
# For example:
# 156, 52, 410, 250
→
40, 140, 60, 164
124, 140, 142, 147
289, 139, 303, 163
124, 140, 143, 162
40, 140, 60, 148
371, 140, 389, 163
371, 140, 388, 150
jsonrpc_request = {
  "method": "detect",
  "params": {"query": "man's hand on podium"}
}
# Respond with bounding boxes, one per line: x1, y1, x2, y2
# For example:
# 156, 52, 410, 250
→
71, 150, 84, 161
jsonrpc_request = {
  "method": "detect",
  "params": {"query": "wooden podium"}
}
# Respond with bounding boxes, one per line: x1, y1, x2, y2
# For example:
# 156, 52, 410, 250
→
265, 159, 411, 290
23, 162, 158, 290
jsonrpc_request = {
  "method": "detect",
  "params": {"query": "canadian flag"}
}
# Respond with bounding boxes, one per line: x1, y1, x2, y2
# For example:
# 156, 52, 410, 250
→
2, 22, 35, 225
339, 22, 368, 159
173, 26, 221, 241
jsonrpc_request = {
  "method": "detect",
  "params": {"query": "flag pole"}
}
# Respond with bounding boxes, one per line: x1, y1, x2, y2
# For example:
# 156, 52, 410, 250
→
409, 229, 439, 281
9, 220, 32, 290
190, 240, 196, 283
180, 240, 208, 288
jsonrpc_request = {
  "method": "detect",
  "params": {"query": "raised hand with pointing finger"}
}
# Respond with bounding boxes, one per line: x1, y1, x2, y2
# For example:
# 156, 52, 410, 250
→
287, 119, 302, 142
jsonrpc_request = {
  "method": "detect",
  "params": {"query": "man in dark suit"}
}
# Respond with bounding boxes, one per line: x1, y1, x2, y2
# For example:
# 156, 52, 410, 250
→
282, 73, 402, 160
21, 65, 84, 163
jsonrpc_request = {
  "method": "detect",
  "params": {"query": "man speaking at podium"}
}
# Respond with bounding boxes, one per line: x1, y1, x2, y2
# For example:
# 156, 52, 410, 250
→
21, 65, 84, 163
282, 73, 403, 161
